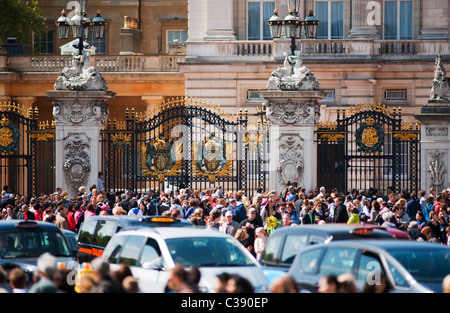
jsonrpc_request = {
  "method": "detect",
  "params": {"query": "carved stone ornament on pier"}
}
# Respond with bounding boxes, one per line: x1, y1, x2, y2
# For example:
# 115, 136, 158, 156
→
266, 99, 320, 125
277, 134, 304, 186
428, 150, 447, 192
54, 49, 108, 91
267, 53, 320, 91
430, 54, 450, 101
53, 98, 109, 125
63, 134, 91, 193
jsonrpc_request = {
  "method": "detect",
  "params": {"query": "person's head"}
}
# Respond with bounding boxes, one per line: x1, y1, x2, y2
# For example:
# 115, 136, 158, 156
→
255, 227, 267, 238
416, 211, 424, 221
215, 272, 230, 293
225, 211, 233, 222
337, 273, 358, 293
36, 252, 57, 279
167, 264, 190, 292
225, 274, 254, 293
247, 208, 256, 220
9, 267, 28, 289
235, 228, 248, 241
271, 275, 299, 293
421, 226, 434, 240
382, 211, 393, 222
443, 274, 450, 293
286, 202, 294, 212
318, 275, 339, 293
282, 213, 291, 226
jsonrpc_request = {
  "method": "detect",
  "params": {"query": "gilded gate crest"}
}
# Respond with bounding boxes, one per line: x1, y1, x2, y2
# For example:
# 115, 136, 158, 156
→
193, 134, 232, 184
140, 135, 181, 183
0, 117, 20, 153
355, 117, 384, 155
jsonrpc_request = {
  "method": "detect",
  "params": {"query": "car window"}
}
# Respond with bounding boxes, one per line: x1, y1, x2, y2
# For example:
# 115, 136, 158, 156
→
387, 260, 410, 288
0, 230, 70, 258
318, 247, 358, 277
280, 234, 308, 265
357, 253, 383, 285
309, 234, 327, 245
95, 221, 118, 247
119, 235, 147, 266
261, 235, 284, 265
297, 247, 323, 274
78, 219, 98, 245
139, 238, 162, 266
166, 237, 255, 267
103, 234, 128, 264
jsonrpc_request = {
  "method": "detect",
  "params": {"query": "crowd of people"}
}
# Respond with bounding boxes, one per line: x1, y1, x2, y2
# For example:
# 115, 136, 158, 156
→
1, 179, 450, 293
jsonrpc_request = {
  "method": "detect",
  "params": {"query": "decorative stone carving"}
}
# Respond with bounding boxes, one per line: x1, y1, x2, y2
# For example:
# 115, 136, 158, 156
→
267, 53, 320, 91
266, 99, 320, 125
277, 135, 304, 186
428, 150, 447, 192
430, 54, 450, 101
54, 49, 108, 91
63, 134, 91, 193
426, 127, 448, 137
53, 99, 109, 125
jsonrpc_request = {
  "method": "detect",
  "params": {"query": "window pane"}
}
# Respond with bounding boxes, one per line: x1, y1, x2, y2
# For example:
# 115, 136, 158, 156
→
261, 235, 284, 264
262, 2, 275, 40
399, 1, 412, 39
139, 238, 162, 266
330, 2, 343, 39
298, 248, 323, 274
119, 235, 146, 266
316, 2, 329, 39
318, 247, 358, 277
248, 2, 261, 40
280, 234, 309, 265
384, 1, 397, 40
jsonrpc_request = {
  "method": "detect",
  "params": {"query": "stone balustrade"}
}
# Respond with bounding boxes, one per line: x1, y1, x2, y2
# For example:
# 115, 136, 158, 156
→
4, 40, 449, 72
6, 55, 185, 72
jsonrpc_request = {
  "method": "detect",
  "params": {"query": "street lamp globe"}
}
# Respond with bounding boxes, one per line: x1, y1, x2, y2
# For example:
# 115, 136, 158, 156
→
304, 10, 319, 39
55, 10, 70, 39
268, 9, 283, 39
70, 10, 83, 38
283, 9, 300, 39
92, 9, 106, 40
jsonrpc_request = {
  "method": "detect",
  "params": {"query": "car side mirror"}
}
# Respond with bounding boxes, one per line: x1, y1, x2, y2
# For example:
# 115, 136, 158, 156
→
142, 258, 164, 271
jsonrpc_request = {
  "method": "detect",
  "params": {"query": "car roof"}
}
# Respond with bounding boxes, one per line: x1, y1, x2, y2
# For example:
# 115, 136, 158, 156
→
269, 224, 394, 237
0, 220, 62, 231
115, 227, 229, 240
305, 239, 450, 251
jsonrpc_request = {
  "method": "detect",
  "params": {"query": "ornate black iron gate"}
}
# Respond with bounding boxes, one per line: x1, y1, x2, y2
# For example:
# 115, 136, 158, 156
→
101, 96, 268, 196
315, 103, 420, 195
0, 102, 55, 197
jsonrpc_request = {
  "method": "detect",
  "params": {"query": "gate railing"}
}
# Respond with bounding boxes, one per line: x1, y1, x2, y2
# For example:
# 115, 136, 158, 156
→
101, 96, 269, 197
0, 102, 55, 197
315, 102, 420, 195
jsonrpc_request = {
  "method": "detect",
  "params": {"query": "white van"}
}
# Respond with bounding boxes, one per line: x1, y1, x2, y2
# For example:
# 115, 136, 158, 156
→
102, 227, 270, 293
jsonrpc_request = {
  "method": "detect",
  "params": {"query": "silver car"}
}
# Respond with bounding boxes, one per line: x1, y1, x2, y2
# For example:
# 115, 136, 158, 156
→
102, 227, 270, 293
288, 240, 450, 293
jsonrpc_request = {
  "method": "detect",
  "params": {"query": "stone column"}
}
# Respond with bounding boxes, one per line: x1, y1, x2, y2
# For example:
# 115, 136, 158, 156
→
420, 0, 450, 39
414, 55, 450, 192
259, 90, 326, 193
46, 90, 115, 198
188, 0, 236, 41
348, 0, 379, 39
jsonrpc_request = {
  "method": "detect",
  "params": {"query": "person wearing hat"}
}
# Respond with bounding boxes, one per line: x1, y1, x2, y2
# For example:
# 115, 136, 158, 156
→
220, 211, 240, 237
239, 207, 263, 257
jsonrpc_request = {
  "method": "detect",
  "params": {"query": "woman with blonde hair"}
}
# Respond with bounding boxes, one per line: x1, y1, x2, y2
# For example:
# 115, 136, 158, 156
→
254, 227, 268, 260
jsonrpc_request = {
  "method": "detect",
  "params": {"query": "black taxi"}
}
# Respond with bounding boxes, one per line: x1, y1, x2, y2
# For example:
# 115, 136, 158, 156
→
76, 215, 194, 263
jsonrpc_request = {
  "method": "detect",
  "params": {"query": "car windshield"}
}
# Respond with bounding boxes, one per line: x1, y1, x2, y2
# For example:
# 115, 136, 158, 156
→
0, 229, 71, 259
166, 237, 256, 267
388, 248, 450, 283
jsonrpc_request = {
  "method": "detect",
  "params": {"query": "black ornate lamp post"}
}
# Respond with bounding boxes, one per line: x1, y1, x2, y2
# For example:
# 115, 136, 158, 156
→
55, 1, 105, 56
267, 0, 319, 56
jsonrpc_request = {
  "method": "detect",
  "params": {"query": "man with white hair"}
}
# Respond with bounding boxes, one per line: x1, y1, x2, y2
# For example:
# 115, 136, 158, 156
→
29, 253, 57, 293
